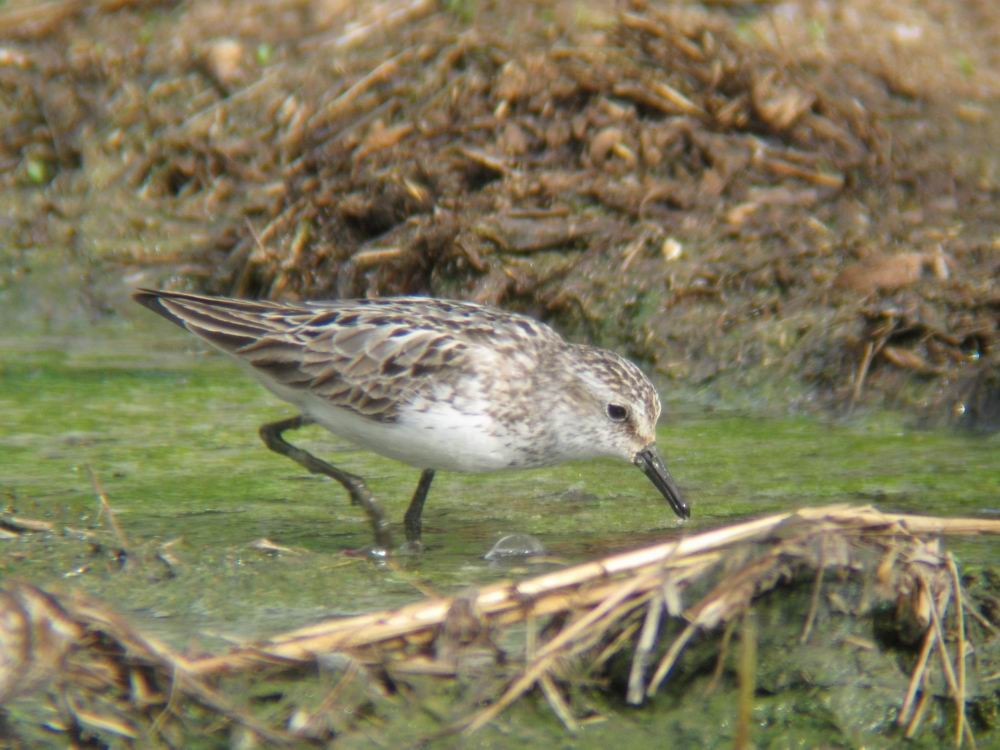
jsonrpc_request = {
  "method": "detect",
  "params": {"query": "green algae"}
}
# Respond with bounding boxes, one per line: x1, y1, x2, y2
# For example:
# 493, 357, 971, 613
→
2, 318, 997, 623
1, 314, 998, 748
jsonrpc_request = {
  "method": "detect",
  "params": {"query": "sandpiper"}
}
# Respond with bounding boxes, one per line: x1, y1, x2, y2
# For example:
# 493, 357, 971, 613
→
133, 290, 689, 549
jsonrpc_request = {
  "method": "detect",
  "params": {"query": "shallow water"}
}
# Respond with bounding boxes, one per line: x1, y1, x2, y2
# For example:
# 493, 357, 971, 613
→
1, 294, 998, 747
3, 310, 997, 638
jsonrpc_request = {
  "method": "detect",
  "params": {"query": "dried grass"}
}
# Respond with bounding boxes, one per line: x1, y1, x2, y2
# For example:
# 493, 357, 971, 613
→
2, 505, 998, 746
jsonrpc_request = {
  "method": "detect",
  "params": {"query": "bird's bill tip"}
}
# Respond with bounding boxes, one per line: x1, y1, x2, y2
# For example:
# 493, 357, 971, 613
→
633, 445, 689, 519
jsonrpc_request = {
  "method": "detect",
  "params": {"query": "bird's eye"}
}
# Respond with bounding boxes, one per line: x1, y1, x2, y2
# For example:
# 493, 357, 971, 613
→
606, 404, 629, 422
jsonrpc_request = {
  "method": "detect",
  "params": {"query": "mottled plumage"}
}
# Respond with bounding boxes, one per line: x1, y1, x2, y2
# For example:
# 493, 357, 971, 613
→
134, 289, 689, 548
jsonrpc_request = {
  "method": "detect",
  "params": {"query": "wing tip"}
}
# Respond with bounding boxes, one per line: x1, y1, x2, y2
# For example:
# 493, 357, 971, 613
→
132, 288, 189, 329
131, 287, 159, 305
132, 288, 276, 352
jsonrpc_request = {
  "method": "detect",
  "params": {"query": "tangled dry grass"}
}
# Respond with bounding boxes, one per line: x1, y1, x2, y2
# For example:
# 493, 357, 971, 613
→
2, 506, 998, 746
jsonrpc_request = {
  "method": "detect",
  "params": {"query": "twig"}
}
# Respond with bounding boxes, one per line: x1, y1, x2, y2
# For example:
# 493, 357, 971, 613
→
947, 554, 968, 748
850, 325, 894, 408
850, 341, 875, 406
646, 620, 697, 697
735, 610, 757, 750
591, 620, 642, 671
525, 611, 537, 661
627, 591, 664, 704
923, 575, 975, 749
800, 544, 826, 644
897, 614, 935, 727
88, 466, 129, 552
756, 155, 843, 188
308, 50, 414, 130
539, 674, 578, 733
704, 620, 736, 695
905, 690, 932, 739
962, 601, 999, 637
352, 247, 407, 270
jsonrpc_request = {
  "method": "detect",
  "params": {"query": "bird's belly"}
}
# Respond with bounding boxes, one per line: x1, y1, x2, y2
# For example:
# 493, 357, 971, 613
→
242, 362, 534, 472
298, 393, 519, 473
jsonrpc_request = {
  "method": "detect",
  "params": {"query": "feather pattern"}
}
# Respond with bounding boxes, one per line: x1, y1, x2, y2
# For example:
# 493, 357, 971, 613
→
134, 290, 562, 423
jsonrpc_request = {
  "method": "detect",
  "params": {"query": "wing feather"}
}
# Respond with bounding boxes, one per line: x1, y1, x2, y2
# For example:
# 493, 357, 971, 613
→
133, 289, 562, 422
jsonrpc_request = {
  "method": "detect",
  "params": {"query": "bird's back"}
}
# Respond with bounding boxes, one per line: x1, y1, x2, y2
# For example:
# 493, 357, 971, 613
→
133, 290, 563, 424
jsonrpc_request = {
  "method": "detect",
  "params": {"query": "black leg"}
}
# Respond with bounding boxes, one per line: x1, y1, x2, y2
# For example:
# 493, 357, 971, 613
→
403, 469, 435, 544
259, 415, 392, 551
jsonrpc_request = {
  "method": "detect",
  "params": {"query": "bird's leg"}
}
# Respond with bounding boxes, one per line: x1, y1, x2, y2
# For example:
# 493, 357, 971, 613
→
259, 415, 392, 551
403, 469, 436, 544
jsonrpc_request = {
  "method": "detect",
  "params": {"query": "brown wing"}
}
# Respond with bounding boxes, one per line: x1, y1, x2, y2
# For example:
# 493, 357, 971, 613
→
239, 318, 472, 421
133, 290, 552, 421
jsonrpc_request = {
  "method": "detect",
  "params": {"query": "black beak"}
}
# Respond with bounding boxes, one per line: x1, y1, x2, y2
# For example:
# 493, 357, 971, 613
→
634, 445, 689, 519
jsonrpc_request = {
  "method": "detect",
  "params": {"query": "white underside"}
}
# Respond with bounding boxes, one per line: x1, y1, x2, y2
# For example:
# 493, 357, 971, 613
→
310, 395, 514, 472
248, 368, 517, 472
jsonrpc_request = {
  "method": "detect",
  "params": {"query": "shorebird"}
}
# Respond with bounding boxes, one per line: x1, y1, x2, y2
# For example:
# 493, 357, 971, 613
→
134, 290, 689, 550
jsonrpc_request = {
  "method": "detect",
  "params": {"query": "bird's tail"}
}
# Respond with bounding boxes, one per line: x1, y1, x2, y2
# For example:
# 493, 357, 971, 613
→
132, 289, 303, 353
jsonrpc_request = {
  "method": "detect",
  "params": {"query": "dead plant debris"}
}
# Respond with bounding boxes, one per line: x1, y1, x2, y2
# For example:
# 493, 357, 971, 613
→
1, 0, 997, 417
2, 506, 998, 747
217, 1, 883, 305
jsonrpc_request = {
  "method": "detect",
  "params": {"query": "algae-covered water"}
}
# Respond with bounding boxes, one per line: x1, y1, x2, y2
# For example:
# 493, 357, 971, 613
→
1, 283, 998, 748
3, 302, 997, 633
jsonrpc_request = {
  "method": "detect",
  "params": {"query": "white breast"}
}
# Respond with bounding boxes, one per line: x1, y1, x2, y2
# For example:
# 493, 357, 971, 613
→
246, 369, 517, 472
299, 391, 517, 472
237, 351, 529, 473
